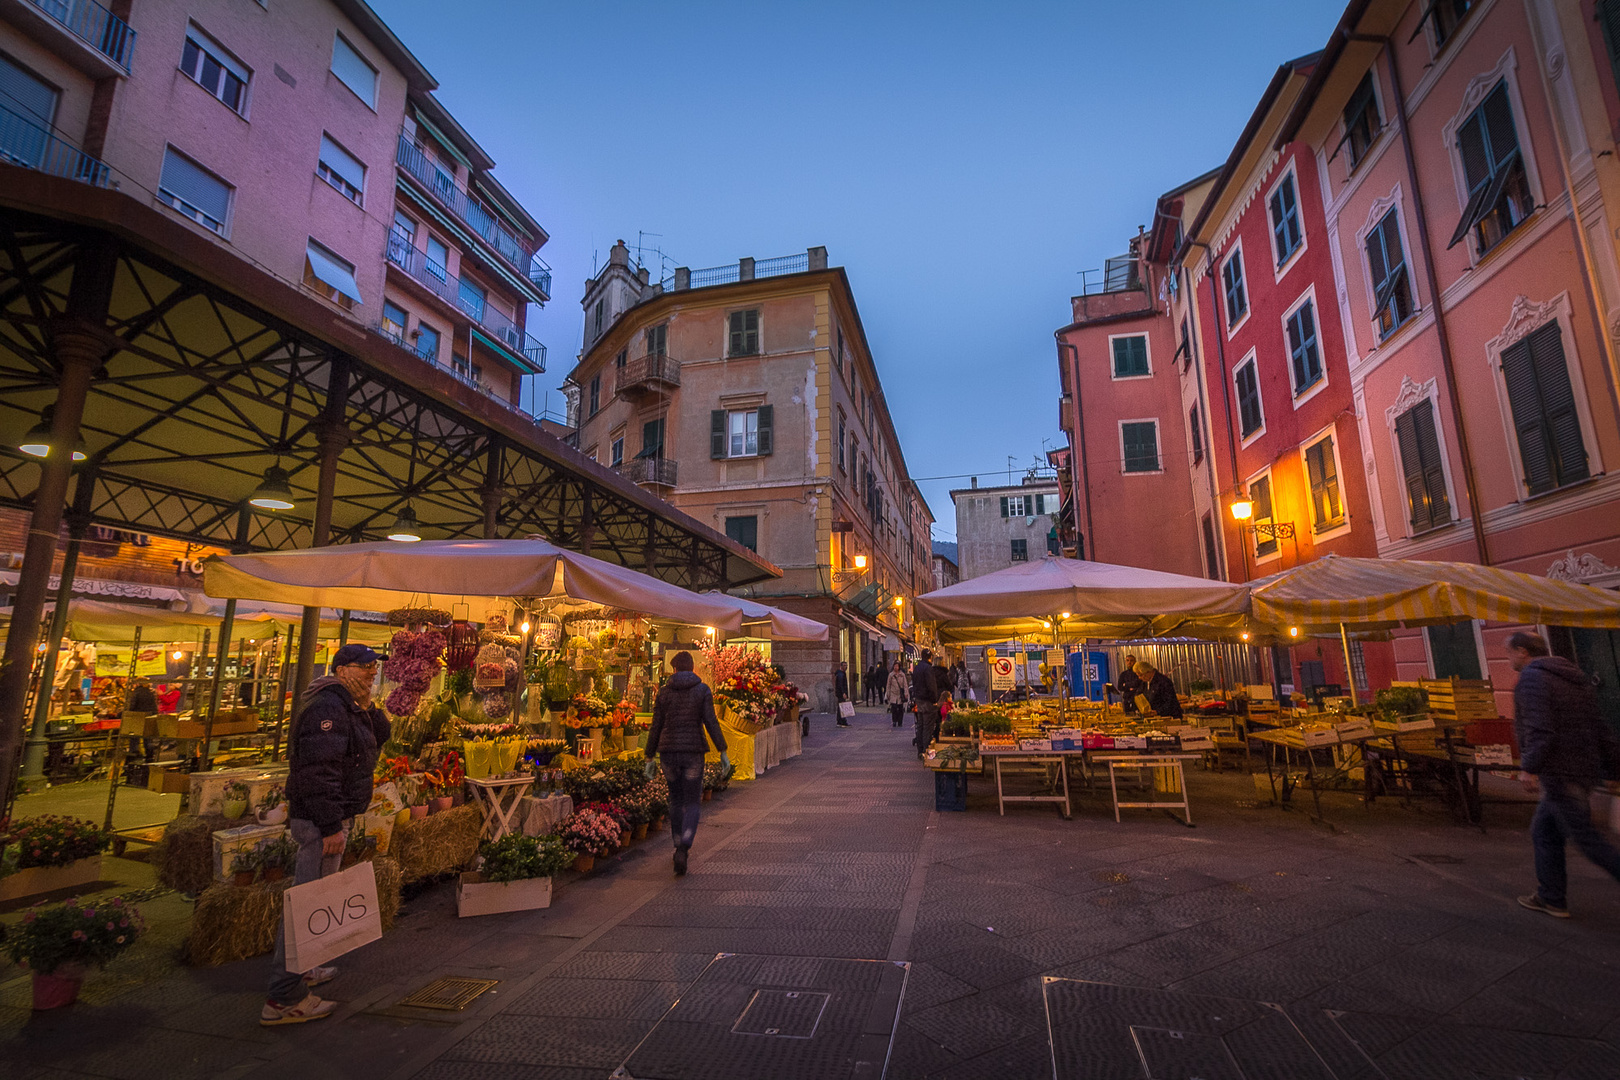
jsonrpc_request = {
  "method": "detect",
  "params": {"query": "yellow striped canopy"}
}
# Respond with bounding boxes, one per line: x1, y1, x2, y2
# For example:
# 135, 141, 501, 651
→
1249, 554, 1620, 632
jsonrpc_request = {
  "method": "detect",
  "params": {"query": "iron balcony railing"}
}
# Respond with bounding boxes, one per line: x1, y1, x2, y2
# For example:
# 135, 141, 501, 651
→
27, 0, 135, 72
618, 456, 677, 487
386, 228, 545, 370
372, 323, 548, 414
0, 102, 112, 187
613, 351, 680, 395
682, 251, 810, 290
528, 254, 551, 301
1078, 254, 1142, 296
395, 135, 534, 275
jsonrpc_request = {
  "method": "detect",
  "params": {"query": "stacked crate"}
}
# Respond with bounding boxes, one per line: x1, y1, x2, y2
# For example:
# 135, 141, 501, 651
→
1423, 677, 1515, 754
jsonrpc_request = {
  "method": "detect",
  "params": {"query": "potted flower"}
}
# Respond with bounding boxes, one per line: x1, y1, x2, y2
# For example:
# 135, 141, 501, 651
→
408, 789, 429, 820
6, 895, 146, 1009
560, 807, 620, 873
580, 800, 632, 848
230, 845, 260, 887
255, 785, 288, 825
458, 833, 572, 916
220, 781, 251, 821
260, 835, 297, 883
340, 823, 377, 869
617, 788, 653, 840
0, 816, 110, 903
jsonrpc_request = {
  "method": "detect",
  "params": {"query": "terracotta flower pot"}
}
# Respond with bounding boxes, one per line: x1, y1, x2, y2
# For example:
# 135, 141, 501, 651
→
32, 965, 85, 1010
430, 796, 453, 814
410, 804, 428, 820
619, 830, 631, 847
632, 823, 648, 841
572, 853, 595, 873
701, 790, 713, 802
233, 870, 255, 887
262, 866, 284, 883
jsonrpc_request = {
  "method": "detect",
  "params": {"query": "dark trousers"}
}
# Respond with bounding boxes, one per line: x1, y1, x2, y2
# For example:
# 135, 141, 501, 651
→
914, 704, 940, 753
266, 817, 344, 1005
1531, 776, 1620, 907
889, 702, 905, 727
661, 752, 706, 852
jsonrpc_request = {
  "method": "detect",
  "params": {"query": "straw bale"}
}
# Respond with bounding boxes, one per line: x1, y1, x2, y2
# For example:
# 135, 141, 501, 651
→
390, 803, 481, 883
153, 813, 230, 896
183, 856, 401, 967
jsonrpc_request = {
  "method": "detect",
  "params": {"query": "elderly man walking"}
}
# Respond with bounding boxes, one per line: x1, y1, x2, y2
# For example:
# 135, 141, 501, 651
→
911, 649, 941, 759
1509, 633, 1620, 918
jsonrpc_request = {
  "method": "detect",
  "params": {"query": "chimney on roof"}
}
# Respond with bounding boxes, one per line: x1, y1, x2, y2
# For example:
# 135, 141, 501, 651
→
808, 246, 828, 271
637, 266, 649, 285
970, 477, 977, 489
609, 240, 629, 267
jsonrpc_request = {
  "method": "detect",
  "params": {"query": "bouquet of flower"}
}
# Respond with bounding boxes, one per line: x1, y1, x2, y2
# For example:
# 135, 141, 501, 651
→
560, 806, 622, 857
523, 738, 567, 767
374, 755, 412, 787
2, 816, 109, 872
6, 895, 146, 975
565, 693, 609, 728
382, 627, 447, 718
609, 700, 637, 728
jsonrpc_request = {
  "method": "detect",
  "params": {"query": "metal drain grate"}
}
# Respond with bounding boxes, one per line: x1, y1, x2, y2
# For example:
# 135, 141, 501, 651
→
732, 990, 831, 1039
398, 976, 499, 1011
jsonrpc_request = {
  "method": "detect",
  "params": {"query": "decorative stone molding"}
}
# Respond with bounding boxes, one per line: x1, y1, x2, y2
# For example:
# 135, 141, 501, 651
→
1442, 48, 1518, 153
1546, 550, 1620, 583
1546, 48, 1565, 82
1496, 294, 1562, 352
1384, 374, 1437, 426
1363, 188, 1401, 233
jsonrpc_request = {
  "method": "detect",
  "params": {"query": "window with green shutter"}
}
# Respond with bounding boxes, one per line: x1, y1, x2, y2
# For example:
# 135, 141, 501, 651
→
1112, 335, 1149, 378
1500, 321, 1588, 496
1395, 398, 1450, 532
1304, 434, 1343, 531
710, 410, 727, 459
1235, 359, 1263, 438
1447, 81, 1532, 254
1286, 300, 1323, 394
1366, 208, 1413, 338
637, 418, 664, 459
1600, 1, 1620, 100
1269, 173, 1302, 265
1222, 250, 1247, 328
1340, 73, 1380, 169
727, 309, 759, 356
725, 515, 758, 552
1250, 474, 1277, 557
1121, 421, 1159, 473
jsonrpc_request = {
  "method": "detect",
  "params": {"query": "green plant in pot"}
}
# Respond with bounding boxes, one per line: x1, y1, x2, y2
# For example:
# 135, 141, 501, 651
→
7, 895, 146, 1010
220, 781, 251, 820
261, 835, 297, 883
476, 833, 572, 882
231, 845, 261, 887
1375, 685, 1429, 723
255, 785, 287, 825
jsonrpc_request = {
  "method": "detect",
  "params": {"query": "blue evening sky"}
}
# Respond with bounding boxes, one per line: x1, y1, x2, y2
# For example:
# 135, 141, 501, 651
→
371, 0, 1344, 540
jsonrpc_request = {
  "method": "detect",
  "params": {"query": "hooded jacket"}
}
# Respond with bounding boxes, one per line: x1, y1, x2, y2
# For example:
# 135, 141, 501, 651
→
285, 675, 390, 837
1513, 656, 1614, 781
646, 671, 727, 757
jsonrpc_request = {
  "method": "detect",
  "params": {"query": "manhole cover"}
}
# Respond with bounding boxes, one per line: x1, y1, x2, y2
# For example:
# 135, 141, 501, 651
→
398, 976, 499, 1011
734, 989, 831, 1038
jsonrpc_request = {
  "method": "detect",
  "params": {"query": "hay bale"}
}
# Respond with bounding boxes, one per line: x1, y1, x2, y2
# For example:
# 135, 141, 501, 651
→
153, 813, 230, 896
390, 803, 481, 883
184, 856, 401, 967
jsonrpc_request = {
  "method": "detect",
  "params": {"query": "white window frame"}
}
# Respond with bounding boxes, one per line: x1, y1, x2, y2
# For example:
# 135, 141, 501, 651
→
1299, 422, 1352, 542
1354, 186, 1420, 343
1221, 238, 1251, 338
316, 133, 365, 205
1281, 285, 1329, 408
1117, 418, 1163, 476
1439, 48, 1544, 267
1482, 292, 1605, 502
1107, 332, 1153, 381
1233, 349, 1266, 448
156, 145, 233, 236
727, 408, 759, 458
1383, 375, 1460, 540
1245, 464, 1283, 566
1266, 158, 1308, 281
330, 32, 378, 110
180, 23, 251, 118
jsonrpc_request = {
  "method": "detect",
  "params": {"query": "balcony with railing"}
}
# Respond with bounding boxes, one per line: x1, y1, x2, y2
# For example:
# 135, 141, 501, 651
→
371, 321, 548, 419
386, 228, 546, 371
613, 351, 680, 397
1078, 254, 1141, 296
0, 101, 112, 187
395, 135, 541, 284
618, 456, 677, 489
14, 0, 136, 75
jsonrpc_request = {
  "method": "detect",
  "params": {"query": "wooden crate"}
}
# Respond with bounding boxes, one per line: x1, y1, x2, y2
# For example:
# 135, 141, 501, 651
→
1422, 678, 1497, 721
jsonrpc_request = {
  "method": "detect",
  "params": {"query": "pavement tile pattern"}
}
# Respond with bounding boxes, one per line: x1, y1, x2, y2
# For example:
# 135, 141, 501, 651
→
3, 707, 1620, 1079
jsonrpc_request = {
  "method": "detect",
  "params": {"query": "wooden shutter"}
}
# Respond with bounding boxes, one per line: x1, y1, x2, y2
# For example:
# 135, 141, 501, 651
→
1000, 496, 1009, 518
728, 313, 744, 356
756, 405, 774, 456
1365, 218, 1390, 299
1526, 322, 1588, 488
1599, 0, 1620, 97
710, 410, 727, 459
1501, 335, 1555, 494
1482, 83, 1519, 166
1398, 401, 1449, 530
1237, 363, 1262, 436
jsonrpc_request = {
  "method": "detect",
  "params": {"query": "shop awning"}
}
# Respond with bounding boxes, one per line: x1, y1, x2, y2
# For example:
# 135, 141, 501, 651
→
840, 609, 889, 640
702, 594, 829, 641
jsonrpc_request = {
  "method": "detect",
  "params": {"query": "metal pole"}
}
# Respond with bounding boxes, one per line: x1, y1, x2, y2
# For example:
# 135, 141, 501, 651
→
20, 523, 85, 780
272, 626, 296, 761
1339, 622, 1358, 707
338, 609, 351, 647
102, 624, 140, 834
201, 598, 237, 770
290, 360, 350, 720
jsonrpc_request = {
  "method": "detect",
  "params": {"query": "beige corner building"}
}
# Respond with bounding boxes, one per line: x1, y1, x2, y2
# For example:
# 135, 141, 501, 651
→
563, 242, 933, 703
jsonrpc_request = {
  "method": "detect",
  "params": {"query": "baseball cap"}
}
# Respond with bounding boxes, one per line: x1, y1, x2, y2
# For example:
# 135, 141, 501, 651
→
332, 643, 379, 668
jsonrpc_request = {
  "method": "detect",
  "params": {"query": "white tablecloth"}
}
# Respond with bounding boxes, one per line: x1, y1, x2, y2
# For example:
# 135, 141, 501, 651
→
518, 793, 574, 836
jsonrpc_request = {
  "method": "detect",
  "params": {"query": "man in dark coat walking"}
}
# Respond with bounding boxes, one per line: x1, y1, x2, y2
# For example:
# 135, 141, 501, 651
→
912, 649, 940, 759
263, 644, 388, 1026
645, 651, 729, 876
1509, 633, 1620, 918
834, 661, 851, 726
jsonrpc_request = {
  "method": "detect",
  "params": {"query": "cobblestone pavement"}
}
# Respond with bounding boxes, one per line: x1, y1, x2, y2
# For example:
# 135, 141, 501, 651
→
6, 708, 1620, 1079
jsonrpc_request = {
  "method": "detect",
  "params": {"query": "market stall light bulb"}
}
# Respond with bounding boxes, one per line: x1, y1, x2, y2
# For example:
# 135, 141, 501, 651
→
248, 463, 296, 510
1289, 626, 1300, 638
172, 650, 183, 659
36, 641, 48, 652
705, 626, 715, 635
1240, 632, 1250, 642
1060, 611, 1071, 620
520, 621, 531, 634
387, 504, 422, 542
1042, 620, 1052, 629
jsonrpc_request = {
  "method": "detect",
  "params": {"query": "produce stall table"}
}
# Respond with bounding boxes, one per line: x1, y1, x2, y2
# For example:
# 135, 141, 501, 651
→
464, 775, 535, 842
982, 749, 1080, 819
1093, 752, 1201, 826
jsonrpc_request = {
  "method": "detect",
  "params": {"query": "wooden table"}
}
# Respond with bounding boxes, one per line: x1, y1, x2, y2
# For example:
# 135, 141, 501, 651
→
983, 750, 1081, 819
1092, 752, 1202, 826
464, 775, 536, 841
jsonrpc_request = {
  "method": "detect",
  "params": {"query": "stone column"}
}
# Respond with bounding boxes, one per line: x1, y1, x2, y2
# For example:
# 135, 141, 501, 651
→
19, 479, 95, 780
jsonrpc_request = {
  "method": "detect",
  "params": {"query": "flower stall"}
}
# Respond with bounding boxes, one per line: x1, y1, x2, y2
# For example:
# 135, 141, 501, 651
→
702, 642, 806, 779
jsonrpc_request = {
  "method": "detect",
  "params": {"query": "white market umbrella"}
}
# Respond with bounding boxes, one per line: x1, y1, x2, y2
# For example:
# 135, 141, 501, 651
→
704, 594, 830, 641
202, 538, 749, 633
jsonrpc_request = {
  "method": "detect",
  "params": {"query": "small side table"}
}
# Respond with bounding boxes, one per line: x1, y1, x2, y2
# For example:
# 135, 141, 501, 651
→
465, 775, 536, 841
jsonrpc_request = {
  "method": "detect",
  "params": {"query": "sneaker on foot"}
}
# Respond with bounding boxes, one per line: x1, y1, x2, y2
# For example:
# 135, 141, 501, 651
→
303, 965, 338, 987
673, 848, 688, 876
261, 993, 337, 1026
1518, 894, 1570, 918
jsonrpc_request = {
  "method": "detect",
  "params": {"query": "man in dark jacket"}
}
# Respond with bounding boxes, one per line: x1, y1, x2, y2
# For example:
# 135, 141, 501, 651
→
1136, 662, 1184, 719
834, 662, 851, 726
1116, 653, 1144, 713
1509, 633, 1620, 918
126, 677, 157, 762
645, 651, 728, 876
912, 649, 940, 759
263, 644, 388, 1026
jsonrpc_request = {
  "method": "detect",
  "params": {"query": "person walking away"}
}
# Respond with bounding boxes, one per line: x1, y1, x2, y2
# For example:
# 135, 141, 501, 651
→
887, 662, 909, 727
1116, 653, 1144, 714
912, 650, 941, 759
865, 664, 878, 706
1135, 661, 1183, 719
875, 660, 889, 706
644, 650, 729, 877
834, 661, 852, 726
1508, 633, 1620, 917
263, 644, 388, 1026
126, 676, 157, 762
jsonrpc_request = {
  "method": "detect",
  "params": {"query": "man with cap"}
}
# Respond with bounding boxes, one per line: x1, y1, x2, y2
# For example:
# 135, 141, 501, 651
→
262, 643, 389, 1026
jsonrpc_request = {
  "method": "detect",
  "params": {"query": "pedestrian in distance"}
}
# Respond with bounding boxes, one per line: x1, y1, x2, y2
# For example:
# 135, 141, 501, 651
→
644, 650, 729, 878
874, 660, 889, 706
864, 663, 878, 706
262, 643, 388, 1027
834, 661, 852, 726
1116, 653, 1144, 714
887, 662, 909, 727
912, 649, 941, 759
1507, 633, 1620, 918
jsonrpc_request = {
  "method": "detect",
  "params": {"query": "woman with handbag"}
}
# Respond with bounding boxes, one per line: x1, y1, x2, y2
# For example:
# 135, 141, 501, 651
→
886, 663, 909, 727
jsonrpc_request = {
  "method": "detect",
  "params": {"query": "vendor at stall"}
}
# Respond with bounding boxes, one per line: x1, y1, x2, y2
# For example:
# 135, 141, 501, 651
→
1116, 653, 1144, 713
1135, 661, 1183, 719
